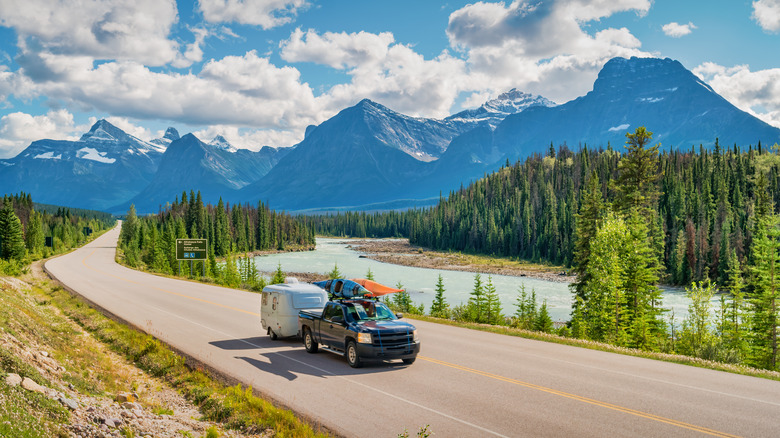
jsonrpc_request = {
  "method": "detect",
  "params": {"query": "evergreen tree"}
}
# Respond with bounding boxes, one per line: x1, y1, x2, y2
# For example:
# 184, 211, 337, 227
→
534, 300, 554, 333
467, 273, 485, 323
430, 274, 450, 318
24, 209, 44, 254
327, 263, 343, 279
483, 275, 503, 324
748, 213, 780, 369
0, 201, 25, 260
120, 204, 139, 247
271, 262, 286, 284
366, 267, 375, 281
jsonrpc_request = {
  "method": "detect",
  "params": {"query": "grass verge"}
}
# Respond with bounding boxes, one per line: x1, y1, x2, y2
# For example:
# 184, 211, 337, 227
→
0, 261, 331, 438
44, 278, 330, 437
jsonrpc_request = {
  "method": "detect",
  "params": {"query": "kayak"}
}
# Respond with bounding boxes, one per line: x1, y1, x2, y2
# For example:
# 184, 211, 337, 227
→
313, 279, 371, 299
352, 278, 404, 297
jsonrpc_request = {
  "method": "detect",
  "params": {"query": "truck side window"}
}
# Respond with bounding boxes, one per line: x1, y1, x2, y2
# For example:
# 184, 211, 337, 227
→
323, 304, 343, 321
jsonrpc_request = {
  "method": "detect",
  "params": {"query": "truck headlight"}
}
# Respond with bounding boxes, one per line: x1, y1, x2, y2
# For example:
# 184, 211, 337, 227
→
358, 333, 372, 344
412, 329, 419, 342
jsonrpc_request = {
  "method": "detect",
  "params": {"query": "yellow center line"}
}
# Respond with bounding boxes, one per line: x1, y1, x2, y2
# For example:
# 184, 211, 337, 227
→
419, 356, 740, 438
80, 245, 739, 438
80, 248, 260, 317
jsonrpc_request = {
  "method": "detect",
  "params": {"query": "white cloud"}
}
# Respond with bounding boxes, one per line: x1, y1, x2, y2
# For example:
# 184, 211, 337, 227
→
0, 109, 79, 158
753, 0, 780, 32
0, 0, 182, 67
194, 125, 303, 149
694, 62, 780, 128
281, 29, 395, 69
282, 29, 469, 118
444, 0, 652, 103
198, 0, 307, 29
662, 22, 697, 38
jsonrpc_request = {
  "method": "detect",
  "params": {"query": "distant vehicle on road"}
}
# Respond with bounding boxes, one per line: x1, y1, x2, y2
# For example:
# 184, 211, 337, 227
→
298, 298, 420, 368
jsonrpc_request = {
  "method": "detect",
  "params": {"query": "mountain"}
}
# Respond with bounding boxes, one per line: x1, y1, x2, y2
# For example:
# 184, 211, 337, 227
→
447, 89, 557, 128
238, 96, 527, 210
486, 57, 780, 164
114, 133, 287, 214
209, 135, 237, 152
150, 127, 180, 148
0, 120, 164, 210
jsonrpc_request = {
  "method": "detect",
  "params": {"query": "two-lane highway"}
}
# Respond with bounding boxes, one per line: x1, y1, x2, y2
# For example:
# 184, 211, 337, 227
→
46, 226, 780, 437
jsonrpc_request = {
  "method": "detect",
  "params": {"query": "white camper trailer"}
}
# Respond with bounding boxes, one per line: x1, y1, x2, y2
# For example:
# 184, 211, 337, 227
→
261, 278, 328, 339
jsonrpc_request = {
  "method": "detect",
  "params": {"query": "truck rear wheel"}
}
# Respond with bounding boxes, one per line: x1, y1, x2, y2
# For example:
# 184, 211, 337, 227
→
303, 328, 318, 353
346, 340, 362, 368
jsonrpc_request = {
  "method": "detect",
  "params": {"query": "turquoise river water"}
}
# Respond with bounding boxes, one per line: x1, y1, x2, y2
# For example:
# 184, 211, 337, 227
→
253, 238, 697, 323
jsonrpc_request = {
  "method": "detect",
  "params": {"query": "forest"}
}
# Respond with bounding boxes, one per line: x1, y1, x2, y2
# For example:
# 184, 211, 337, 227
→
0, 192, 116, 274
310, 129, 780, 370
309, 138, 778, 287
118, 190, 315, 289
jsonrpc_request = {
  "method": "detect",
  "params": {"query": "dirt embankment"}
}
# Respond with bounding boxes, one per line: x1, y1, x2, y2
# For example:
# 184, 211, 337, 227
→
342, 238, 575, 283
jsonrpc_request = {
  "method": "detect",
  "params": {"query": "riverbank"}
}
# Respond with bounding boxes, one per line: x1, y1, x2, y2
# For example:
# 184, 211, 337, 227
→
344, 238, 575, 283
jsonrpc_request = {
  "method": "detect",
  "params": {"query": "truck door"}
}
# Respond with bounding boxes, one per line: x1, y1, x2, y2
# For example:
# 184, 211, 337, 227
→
321, 303, 347, 350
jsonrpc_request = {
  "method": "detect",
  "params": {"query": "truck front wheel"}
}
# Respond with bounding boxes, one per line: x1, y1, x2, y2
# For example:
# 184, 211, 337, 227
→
303, 328, 318, 353
346, 340, 362, 368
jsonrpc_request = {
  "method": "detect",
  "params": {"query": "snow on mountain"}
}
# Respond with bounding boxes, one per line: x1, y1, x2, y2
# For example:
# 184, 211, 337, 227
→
209, 135, 237, 152
447, 89, 557, 128
149, 127, 180, 150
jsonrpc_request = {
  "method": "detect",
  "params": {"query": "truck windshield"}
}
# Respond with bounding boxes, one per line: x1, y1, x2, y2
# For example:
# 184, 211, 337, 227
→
349, 302, 396, 321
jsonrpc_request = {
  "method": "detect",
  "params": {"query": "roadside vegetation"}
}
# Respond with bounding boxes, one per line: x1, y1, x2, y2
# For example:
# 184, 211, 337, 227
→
117, 190, 314, 290
0, 261, 329, 437
0, 192, 114, 276
312, 129, 780, 374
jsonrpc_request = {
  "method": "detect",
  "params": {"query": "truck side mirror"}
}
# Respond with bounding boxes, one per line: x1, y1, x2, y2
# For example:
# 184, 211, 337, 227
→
396, 313, 403, 319
331, 316, 344, 324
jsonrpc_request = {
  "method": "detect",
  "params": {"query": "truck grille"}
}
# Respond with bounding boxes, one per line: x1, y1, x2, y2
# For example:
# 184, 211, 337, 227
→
373, 331, 414, 353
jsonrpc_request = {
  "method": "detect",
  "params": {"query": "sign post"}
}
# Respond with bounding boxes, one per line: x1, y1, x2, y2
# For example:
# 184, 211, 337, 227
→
176, 239, 207, 278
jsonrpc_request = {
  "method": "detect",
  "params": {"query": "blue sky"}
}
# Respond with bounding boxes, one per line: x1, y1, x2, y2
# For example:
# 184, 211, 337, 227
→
0, 0, 778, 157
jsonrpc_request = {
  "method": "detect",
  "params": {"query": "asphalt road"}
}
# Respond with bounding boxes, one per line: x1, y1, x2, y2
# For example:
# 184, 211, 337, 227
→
45, 226, 780, 437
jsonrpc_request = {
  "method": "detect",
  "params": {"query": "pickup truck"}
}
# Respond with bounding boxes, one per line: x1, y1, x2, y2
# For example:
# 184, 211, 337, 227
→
298, 298, 420, 368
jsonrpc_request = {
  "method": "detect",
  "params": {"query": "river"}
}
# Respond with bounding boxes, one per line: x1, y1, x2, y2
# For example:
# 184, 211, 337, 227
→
254, 238, 694, 323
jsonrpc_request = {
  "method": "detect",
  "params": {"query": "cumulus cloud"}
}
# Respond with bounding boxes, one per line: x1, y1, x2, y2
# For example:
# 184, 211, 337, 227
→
444, 0, 651, 103
662, 22, 697, 38
194, 125, 303, 150
0, 109, 78, 158
752, 0, 780, 32
0, 0, 181, 67
281, 29, 395, 69
694, 62, 780, 128
281, 29, 469, 117
198, 0, 307, 29
14, 51, 320, 132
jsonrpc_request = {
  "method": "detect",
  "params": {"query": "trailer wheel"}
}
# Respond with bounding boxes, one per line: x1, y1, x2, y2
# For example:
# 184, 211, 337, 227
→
268, 328, 278, 340
346, 340, 362, 368
303, 328, 318, 353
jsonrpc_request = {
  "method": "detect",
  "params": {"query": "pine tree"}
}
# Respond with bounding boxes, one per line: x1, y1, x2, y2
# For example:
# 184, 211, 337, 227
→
534, 300, 554, 333
271, 262, 286, 284
747, 213, 780, 369
0, 201, 25, 261
484, 275, 503, 324
430, 274, 450, 318
467, 273, 485, 323
120, 205, 139, 247
24, 209, 44, 255
327, 263, 343, 279
366, 267, 375, 281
